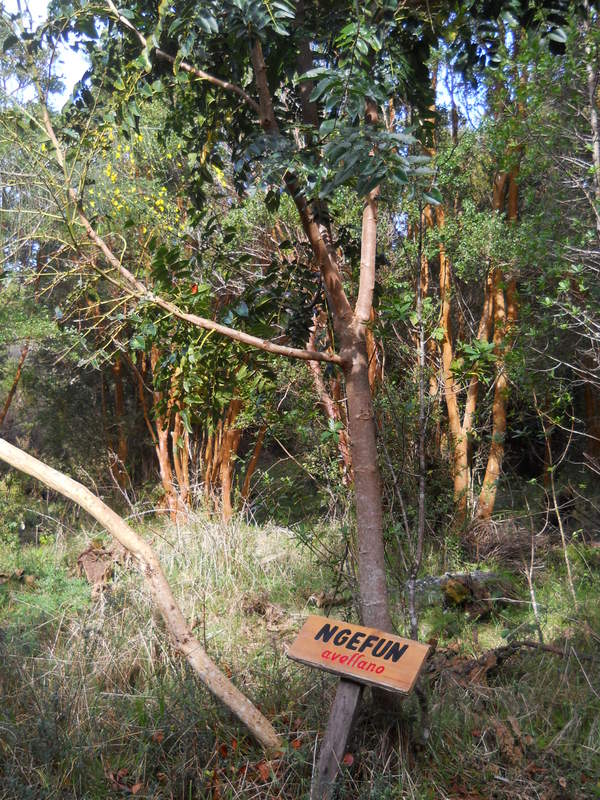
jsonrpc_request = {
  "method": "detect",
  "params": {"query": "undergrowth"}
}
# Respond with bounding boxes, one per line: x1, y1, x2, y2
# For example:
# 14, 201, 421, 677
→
0, 516, 599, 799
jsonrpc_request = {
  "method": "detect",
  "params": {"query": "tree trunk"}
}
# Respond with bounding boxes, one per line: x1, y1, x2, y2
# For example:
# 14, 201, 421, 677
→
0, 436, 281, 752
172, 411, 190, 507
0, 340, 29, 429
582, 5, 600, 459
476, 164, 519, 520
584, 381, 600, 460
585, 1, 600, 236
111, 355, 129, 490
476, 275, 517, 519
150, 347, 183, 520
342, 330, 393, 631
307, 321, 353, 482
219, 398, 242, 522
203, 430, 215, 503
240, 423, 267, 503
438, 207, 469, 521
250, 39, 394, 631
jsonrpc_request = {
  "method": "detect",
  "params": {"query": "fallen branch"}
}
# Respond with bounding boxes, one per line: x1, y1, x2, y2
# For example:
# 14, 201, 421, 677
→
427, 637, 594, 686
0, 437, 282, 752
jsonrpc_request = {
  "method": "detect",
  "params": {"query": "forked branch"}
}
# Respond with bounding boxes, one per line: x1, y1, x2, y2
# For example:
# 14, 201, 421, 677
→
36, 88, 340, 365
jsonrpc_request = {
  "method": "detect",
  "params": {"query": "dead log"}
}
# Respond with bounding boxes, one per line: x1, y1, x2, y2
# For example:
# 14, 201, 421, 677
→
0, 437, 281, 752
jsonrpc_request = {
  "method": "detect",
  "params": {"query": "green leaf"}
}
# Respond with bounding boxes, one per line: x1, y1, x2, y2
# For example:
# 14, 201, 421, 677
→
548, 27, 567, 44
423, 187, 442, 205
3, 34, 19, 52
265, 188, 280, 212
235, 300, 249, 318
318, 119, 336, 137
130, 335, 146, 351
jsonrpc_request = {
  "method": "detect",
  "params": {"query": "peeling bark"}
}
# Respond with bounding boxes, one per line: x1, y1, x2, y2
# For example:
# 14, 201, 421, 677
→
219, 398, 242, 522
477, 275, 518, 519
476, 158, 520, 520
149, 347, 186, 520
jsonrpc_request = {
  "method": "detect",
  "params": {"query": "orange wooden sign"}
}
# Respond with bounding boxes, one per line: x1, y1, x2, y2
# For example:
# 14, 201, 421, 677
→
287, 615, 430, 694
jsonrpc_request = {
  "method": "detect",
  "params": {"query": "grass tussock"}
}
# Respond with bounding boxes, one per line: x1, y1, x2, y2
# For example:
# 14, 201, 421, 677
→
0, 516, 599, 799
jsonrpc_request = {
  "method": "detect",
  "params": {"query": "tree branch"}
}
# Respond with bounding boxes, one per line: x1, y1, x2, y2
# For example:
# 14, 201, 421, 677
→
249, 39, 353, 329
0, 437, 281, 752
0, 341, 29, 428
105, 0, 261, 115
462, 268, 494, 435
37, 90, 340, 365
355, 99, 381, 323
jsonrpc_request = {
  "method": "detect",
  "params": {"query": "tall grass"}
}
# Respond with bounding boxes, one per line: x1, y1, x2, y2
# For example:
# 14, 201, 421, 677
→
1, 515, 599, 798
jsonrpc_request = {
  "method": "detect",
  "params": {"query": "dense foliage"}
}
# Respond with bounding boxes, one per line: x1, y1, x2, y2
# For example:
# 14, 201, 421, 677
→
1, 0, 600, 797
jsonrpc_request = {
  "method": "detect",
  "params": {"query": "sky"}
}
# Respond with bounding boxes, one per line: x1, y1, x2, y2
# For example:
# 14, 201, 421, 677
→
5, 0, 89, 104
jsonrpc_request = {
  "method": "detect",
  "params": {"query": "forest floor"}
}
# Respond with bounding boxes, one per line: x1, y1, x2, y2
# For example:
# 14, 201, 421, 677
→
0, 515, 599, 799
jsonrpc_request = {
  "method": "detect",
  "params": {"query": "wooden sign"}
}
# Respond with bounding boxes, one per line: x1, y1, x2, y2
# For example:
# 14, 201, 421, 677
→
287, 615, 430, 694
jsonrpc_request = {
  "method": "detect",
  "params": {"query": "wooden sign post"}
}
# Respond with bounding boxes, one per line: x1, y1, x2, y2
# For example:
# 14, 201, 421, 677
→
287, 616, 430, 799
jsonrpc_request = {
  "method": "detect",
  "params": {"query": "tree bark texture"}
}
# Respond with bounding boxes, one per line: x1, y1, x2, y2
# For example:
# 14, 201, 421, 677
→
240, 423, 267, 503
201, 398, 245, 521
476, 163, 520, 520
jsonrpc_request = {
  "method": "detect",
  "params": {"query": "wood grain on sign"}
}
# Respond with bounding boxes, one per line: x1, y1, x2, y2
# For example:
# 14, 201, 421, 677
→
287, 615, 430, 694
